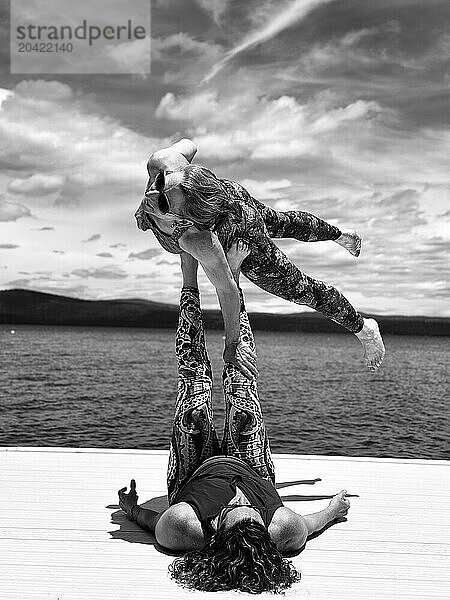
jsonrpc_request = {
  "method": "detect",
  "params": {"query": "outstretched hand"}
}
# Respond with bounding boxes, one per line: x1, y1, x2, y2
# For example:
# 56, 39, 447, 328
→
224, 340, 258, 380
118, 479, 139, 519
328, 490, 350, 521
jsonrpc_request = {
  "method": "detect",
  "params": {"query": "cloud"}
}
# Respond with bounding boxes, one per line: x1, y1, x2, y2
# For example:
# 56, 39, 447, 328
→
295, 21, 403, 77
36, 226, 55, 231
193, 0, 230, 24
151, 34, 223, 85
5, 278, 88, 297
52, 250, 65, 254
0, 3, 448, 317
110, 243, 127, 248
5, 278, 33, 287
71, 266, 128, 279
0, 81, 158, 204
82, 233, 101, 243
156, 90, 221, 122
155, 83, 448, 194
203, 0, 336, 82
156, 90, 381, 163
96, 252, 113, 258
8, 174, 65, 196
0, 89, 13, 106
0, 243, 20, 249
128, 248, 161, 260
0, 198, 32, 221
99, 38, 151, 74
54, 179, 85, 206
240, 178, 292, 199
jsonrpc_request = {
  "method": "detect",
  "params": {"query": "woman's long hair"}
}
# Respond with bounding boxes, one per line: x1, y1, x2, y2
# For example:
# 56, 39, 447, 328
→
177, 164, 228, 230
168, 519, 301, 594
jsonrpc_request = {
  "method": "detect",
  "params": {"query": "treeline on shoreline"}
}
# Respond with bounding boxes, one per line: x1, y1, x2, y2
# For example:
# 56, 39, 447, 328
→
1, 288, 449, 336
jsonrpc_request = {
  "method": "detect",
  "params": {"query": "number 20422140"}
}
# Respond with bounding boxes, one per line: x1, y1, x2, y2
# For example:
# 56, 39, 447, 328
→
18, 42, 73, 52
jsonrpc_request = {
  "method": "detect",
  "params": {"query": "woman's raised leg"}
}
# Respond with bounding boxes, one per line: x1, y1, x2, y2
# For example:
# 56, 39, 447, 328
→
167, 252, 220, 505
221, 241, 276, 485
242, 235, 385, 370
250, 195, 361, 257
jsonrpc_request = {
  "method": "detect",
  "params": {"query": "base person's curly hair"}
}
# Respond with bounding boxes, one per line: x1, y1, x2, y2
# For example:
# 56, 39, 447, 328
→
177, 164, 228, 230
168, 519, 301, 594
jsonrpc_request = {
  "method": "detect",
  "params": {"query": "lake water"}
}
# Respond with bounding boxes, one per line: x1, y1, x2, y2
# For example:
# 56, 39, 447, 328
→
1, 325, 448, 459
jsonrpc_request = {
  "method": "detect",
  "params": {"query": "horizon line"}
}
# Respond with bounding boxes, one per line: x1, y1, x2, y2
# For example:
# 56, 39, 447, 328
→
1, 287, 448, 321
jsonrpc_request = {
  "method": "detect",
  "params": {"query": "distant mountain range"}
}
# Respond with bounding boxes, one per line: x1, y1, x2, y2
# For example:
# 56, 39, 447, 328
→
0, 289, 449, 336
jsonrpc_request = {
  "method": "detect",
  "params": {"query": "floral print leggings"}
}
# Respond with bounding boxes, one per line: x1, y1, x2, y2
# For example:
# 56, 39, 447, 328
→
166, 287, 275, 505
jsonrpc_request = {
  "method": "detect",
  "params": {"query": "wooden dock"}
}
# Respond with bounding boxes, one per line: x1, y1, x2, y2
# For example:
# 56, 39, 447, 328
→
1, 447, 448, 599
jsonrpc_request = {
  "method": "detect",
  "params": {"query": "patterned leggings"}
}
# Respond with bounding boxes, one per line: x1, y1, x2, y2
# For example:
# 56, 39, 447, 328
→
235, 192, 365, 334
166, 287, 275, 505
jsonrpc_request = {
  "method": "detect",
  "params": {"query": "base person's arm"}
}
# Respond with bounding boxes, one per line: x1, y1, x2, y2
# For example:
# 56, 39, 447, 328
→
179, 229, 257, 379
118, 479, 164, 534
276, 490, 350, 552
129, 505, 164, 533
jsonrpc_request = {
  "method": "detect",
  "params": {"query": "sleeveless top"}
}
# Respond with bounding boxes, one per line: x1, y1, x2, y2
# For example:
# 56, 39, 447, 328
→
134, 179, 264, 255
172, 456, 283, 540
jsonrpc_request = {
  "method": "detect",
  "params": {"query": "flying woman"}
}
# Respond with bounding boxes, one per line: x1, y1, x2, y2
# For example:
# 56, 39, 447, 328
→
134, 139, 385, 375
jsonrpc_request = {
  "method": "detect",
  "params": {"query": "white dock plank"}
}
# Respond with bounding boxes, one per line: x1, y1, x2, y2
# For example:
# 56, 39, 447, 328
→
0, 447, 449, 600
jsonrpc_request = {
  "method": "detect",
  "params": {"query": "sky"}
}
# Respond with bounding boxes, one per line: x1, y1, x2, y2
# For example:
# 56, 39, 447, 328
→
0, 0, 449, 316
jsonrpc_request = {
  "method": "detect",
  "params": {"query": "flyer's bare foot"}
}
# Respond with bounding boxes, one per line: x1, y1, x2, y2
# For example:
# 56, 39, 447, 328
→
356, 318, 385, 371
227, 239, 250, 282
335, 230, 362, 257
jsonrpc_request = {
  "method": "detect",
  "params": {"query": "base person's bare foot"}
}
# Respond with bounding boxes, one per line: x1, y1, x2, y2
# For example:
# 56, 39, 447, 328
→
355, 318, 385, 371
335, 231, 362, 257
227, 239, 250, 281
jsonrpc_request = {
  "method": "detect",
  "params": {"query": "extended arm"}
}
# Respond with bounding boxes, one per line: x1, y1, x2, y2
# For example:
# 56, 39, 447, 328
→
276, 490, 350, 553
179, 230, 257, 379
130, 506, 163, 533
118, 480, 204, 550
118, 479, 164, 535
